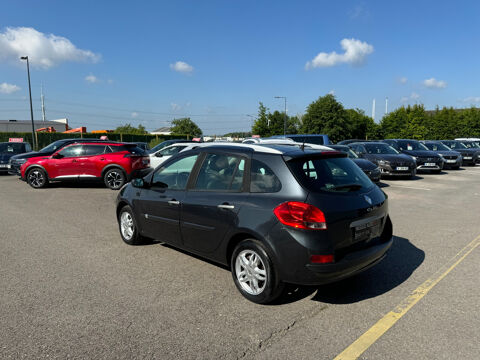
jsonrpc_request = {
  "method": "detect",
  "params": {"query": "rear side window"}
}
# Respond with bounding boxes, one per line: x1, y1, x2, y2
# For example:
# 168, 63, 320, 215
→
288, 157, 372, 193
250, 159, 281, 193
84, 145, 107, 156
194, 153, 245, 191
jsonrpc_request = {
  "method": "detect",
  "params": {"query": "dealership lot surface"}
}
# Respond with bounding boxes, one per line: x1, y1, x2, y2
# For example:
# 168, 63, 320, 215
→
1, 169, 479, 359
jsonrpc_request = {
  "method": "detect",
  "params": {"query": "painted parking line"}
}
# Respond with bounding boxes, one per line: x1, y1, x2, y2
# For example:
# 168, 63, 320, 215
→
387, 185, 431, 191
334, 234, 480, 360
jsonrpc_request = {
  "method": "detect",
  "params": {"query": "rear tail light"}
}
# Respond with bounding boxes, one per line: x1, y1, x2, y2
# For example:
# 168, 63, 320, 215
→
310, 255, 334, 263
273, 201, 327, 230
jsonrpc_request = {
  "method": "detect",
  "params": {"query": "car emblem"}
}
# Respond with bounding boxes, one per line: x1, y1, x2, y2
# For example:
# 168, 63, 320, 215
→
364, 195, 372, 205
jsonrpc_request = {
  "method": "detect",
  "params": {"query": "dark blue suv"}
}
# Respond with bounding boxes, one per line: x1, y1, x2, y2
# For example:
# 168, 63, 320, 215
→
116, 143, 393, 303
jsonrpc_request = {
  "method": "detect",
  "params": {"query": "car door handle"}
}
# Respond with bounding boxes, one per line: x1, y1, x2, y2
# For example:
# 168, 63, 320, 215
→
168, 200, 180, 205
72, 159, 78, 162
99, 157, 105, 161
217, 204, 235, 210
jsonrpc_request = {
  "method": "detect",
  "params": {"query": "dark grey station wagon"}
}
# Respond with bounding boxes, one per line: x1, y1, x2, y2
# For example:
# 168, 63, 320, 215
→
116, 143, 393, 303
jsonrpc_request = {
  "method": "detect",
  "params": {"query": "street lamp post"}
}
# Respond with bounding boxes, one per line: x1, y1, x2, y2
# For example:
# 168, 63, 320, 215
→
20, 56, 36, 149
274, 96, 287, 136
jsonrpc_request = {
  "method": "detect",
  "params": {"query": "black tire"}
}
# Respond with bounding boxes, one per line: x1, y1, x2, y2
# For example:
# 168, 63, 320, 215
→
118, 205, 143, 245
231, 239, 284, 304
26, 168, 49, 189
104, 168, 126, 190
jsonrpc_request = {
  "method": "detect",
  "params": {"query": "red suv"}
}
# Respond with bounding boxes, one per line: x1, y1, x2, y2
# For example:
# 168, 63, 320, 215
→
21, 142, 150, 189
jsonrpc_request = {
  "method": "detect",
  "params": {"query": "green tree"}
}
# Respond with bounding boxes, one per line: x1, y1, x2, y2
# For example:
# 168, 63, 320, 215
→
170, 117, 202, 137
380, 105, 428, 139
251, 102, 270, 137
251, 103, 300, 137
301, 94, 350, 143
114, 123, 148, 134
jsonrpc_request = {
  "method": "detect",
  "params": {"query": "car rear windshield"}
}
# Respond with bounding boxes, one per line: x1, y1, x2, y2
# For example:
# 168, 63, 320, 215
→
0, 143, 25, 153
365, 143, 399, 154
288, 156, 373, 193
288, 135, 325, 145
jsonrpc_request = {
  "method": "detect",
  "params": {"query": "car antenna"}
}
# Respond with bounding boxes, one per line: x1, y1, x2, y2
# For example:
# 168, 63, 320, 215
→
301, 137, 306, 151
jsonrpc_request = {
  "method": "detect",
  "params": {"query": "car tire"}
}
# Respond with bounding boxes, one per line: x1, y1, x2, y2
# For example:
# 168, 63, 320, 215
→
231, 239, 284, 304
118, 205, 144, 245
104, 168, 126, 190
26, 168, 48, 189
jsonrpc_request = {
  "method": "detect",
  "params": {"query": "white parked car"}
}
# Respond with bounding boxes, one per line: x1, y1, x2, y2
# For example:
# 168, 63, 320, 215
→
149, 142, 199, 168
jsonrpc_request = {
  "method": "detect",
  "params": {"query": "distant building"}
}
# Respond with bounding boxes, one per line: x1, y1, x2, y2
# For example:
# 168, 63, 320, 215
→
0, 119, 69, 133
150, 127, 172, 135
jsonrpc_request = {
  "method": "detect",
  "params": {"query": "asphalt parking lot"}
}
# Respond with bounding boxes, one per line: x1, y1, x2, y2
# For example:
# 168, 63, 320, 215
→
1, 168, 479, 359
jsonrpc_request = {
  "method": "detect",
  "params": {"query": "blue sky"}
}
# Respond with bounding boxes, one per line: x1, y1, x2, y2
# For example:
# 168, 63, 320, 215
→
1, 0, 480, 134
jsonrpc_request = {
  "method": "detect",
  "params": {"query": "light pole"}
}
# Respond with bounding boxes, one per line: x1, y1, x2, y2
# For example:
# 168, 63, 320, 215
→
20, 56, 35, 149
274, 96, 287, 136
246, 114, 255, 132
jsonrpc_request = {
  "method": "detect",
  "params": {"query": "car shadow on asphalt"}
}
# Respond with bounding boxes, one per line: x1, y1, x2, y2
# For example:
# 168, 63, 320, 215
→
272, 236, 424, 305
46, 180, 108, 189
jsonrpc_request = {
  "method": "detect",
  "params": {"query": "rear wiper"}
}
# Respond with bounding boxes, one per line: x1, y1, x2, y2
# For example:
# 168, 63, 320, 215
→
331, 183, 362, 191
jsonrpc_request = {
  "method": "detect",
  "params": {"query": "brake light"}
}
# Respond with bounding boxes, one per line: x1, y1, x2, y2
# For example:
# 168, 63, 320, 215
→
310, 255, 334, 263
273, 201, 327, 230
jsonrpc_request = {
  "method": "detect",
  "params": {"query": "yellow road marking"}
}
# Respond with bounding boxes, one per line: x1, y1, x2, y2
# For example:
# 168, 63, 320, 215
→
334, 234, 480, 360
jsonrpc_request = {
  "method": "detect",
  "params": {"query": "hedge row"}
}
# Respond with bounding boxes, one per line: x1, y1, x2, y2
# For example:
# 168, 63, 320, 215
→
0, 132, 189, 150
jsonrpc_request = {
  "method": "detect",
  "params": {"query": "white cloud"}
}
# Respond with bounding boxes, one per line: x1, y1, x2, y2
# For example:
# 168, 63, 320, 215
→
107, 79, 114, 84
85, 74, 99, 83
170, 61, 194, 74
0, 82, 21, 94
131, 112, 139, 118
401, 92, 420, 103
463, 97, 480, 104
171, 103, 181, 111
0, 27, 100, 69
410, 92, 420, 100
349, 4, 370, 19
423, 77, 447, 89
399, 77, 407, 84
305, 38, 374, 69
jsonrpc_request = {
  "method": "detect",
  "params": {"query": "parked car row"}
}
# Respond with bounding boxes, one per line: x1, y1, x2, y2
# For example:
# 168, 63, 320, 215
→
2, 135, 478, 304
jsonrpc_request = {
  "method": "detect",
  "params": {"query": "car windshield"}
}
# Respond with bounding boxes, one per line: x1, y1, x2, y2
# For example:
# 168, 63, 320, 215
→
39, 140, 67, 153
365, 143, 399, 154
0, 143, 24, 153
288, 156, 373, 193
462, 141, 480, 149
398, 141, 428, 151
423, 142, 451, 151
444, 141, 467, 150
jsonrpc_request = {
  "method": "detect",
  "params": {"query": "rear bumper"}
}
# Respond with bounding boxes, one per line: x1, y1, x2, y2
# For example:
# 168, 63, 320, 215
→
305, 237, 393, 284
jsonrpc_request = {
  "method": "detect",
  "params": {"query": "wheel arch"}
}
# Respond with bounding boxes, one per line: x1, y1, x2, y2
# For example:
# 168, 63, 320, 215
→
225, 231, 277, 269
101, 164, 127, 178
25, 164, 49, 179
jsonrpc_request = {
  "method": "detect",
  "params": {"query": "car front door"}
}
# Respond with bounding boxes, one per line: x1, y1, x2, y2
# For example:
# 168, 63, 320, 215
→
137, 153, 199, 244
180, 152, 248, 254
50, 144, 85, 178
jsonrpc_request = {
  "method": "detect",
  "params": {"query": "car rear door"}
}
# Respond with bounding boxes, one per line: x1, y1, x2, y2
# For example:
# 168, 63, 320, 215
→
180, 151, 248, 254
137, 153, 199, 244
82, 145, 108, 177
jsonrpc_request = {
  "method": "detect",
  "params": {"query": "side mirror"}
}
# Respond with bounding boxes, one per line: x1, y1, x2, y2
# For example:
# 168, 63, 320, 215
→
131, 178, 145, 188
52, 153, 63, 159
155, 153, 163, 158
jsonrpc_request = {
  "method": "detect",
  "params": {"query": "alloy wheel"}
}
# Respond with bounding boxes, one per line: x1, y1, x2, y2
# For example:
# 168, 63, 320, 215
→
120, 212, 134, 240
28, 170, 45, 188
106, 170, 123, 189
235, 250, 267, 295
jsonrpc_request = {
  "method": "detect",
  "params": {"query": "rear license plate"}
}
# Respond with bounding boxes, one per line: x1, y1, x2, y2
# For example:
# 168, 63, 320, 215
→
446, 160, 456, 163
396, 166, 409, 171
425, 163, 436, 166
0, 164, 7, 168
353, 218, 382, 242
